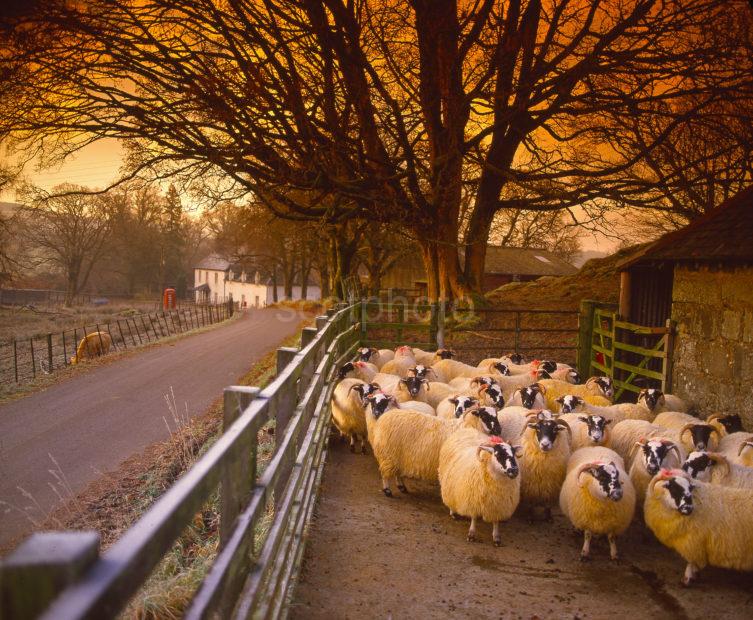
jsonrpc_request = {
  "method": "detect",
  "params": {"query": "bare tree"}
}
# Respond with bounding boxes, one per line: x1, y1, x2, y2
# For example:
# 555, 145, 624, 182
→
1, 1, 752, 301
19, 184, 112, 306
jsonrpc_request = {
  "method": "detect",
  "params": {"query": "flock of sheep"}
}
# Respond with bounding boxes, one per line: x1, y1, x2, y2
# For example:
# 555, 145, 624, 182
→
331, 345, 753, 587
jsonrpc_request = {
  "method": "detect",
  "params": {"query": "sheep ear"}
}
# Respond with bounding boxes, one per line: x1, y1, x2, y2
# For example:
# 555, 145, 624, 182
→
513, 445, 523, 456
526, 422, 538, 429
604, 418, 613, 425
555, 396, 565, 404
449, 397, 458, 405
578, 416, 589, 424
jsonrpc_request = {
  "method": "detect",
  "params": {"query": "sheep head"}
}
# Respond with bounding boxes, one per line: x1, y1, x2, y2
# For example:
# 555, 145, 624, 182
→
648, 470, 694, 515
682, 451, 730, 481
576, 461, 623, 501
680, 423, 719, 451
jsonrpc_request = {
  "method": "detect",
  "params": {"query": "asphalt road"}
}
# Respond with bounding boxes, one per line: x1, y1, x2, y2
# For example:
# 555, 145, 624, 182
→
0, 307, 304, 549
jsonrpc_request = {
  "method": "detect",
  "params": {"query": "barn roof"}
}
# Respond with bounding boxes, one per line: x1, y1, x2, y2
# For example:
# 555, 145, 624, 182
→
195, 254, 231, 271
621, 185, 753, 268
476, 246, 577, 277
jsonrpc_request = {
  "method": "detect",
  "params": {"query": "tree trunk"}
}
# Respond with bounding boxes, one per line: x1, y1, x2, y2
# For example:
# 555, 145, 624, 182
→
272, 265, 279, 303
463, 200, 496, 293
301, 264, 311, 300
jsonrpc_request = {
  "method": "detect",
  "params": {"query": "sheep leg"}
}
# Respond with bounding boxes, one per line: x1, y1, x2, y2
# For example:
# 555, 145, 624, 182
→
467, 517, 478, 542
580, 531, 592, 561
381, 477, 393, 497
492, 522, 502, 547
349, 435, 356, 453
608, 534, 619, 561
397, 476, 409, 493
359, 436, 368, 455
682, 562, 698, 587
543, 506, 553, 522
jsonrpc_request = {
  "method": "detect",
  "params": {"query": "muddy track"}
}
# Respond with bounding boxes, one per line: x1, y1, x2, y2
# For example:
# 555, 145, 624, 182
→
0, 308, 303, 549
290, 437, 753, 619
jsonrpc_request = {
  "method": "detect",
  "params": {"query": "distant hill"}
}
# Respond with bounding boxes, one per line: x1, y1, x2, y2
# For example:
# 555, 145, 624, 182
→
487, 245, 647, 311
571, 250, 608, 268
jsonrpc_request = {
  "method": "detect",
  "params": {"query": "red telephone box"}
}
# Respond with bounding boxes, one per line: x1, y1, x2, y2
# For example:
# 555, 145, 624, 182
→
163, 287, 177, 310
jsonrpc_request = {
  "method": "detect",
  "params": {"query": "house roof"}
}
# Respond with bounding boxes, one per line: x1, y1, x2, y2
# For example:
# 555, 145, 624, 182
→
620, 185, 753, 268
475, 246, 578, 277
195, 254, 231, 271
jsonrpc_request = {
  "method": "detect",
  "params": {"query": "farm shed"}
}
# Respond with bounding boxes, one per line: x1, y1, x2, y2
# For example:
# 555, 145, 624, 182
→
378, 245, 576, 296
618, 186, 753, 422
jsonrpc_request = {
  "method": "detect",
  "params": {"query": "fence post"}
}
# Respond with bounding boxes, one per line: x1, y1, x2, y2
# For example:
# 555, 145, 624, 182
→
13, 338, 18, 383
116, 320, 128, 349
220, 386, 260, 549
576, 300, 597, 378
95, 325, 104, 356
359, 300, 366, 342
300, 327, 318, 349
0, 531, 100, 619
30, 338, 36, 377
315, 315, 328, 332
47, 333, 53, 373
141, 316, 151, 342
62, 331, 68, 366
436, 301, 446, 348
663, 319, 675, 393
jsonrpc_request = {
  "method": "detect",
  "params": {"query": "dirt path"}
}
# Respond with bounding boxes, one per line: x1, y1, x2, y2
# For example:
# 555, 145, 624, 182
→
290, 439, 753, 619
0, 308, 304, 549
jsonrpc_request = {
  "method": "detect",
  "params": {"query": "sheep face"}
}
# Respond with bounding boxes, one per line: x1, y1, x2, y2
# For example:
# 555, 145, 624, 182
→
593, 376, 614, 399
448, 396, 478, 418
357, 347, 376, 362
682, 451, 717, 481
565, 369, 581, 384
557, 395, 584, 414
507, 353, 524, 365
536, 369, 552, 380
517, 385, 545, 409
337, 362, 355, 380
350, 382, 381, 406
471, 407, 502, 435
638, 388, 664, 412
480, 442, 521, 479
493, 362, 511, 376
636, 439, 680, 476
436, 349, 455, 359
538, 360, 557, 374
399, 376, 428, 398
580, 463, 623, 501
526, 419, 568, 452
711, 414, 743, 434
481, 384, 505, 408
681, 424, 718, 451
578, 415, 610, 443
408, 365, 434, 380
365, 393, 398, 419
653, 472, 694, 516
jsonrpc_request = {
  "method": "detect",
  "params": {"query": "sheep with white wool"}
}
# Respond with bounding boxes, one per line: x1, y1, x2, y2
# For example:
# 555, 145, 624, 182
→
412, 347, 454, 365
637, 388, 689, 415
682, 451, 753, 489
607, 418, 666, 465
439, 434, 522, 546
355, 347, 394, 370
70, 331, 112, 364
437, 395, 479, 420
627, 437, 684, 504
555, 394, 654, 425
496, 407, 536, 441
331, 379, 371, 453
508, 383, 547, 410
380, 345, 418, 377
365, 373, 430, 404
337, 361, 379, 382
559, 446, 636, 561
539, 377, 614, 411
397, 400, 436, 416
517, 415, 572, 519
558, 413, 612, 450
644, 469, 753, 585
718, 432, 753, 467
653, 411, 720, 453
705, 413, 745, 438
364, 394, 501, 496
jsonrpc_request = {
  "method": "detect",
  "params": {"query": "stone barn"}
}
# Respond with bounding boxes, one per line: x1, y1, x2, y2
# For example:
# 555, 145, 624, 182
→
619, 186, 753, 423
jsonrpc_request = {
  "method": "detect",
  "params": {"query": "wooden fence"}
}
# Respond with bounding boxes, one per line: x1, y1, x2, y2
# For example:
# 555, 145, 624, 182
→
0, 303, 360, 619
587, 305, 674, 400
0, 301, 233, 388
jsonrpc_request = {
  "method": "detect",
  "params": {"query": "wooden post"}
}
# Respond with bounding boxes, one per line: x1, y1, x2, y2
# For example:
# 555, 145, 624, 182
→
13, 338, 18, 383
148, 314, 159, 339
618, 270, 631, 320
116, 320, 128, 349
275, 347, 299, 446
300, 327, 318, 349
663, 318, 675, 393
95, 324, 105, 356
277, 347, 298, 375
130, 318, 142, 345
315, 315, 328, 332
220, 386, 260, 549
62, 331, 68, 366
436, 301, 446, 348
141, 316, 151, 341
174, 310, 183, 332
576, 300, 597, 378
47, 333, 53, 372
30, 338, 36, 377
0, 531, 100, 619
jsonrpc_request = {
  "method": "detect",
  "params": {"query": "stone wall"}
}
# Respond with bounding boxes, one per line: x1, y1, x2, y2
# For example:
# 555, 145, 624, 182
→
671, 264, 753, 426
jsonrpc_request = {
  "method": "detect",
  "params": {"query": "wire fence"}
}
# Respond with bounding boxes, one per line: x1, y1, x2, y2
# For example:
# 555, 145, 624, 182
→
0, 301, 234, 388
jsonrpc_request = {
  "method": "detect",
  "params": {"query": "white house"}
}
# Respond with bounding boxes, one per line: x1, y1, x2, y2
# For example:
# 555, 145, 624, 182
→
193, 254, 321, 306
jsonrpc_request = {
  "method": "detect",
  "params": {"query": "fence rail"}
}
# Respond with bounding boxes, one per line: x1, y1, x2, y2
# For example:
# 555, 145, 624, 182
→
0, 303, 360, 619
0, 301, 234, 388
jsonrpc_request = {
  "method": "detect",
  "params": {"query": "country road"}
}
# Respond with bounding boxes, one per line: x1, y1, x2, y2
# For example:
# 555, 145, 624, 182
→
0, 307, 304, 550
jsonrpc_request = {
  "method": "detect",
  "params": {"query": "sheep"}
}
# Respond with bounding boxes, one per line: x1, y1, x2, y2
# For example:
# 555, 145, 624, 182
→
653, 411, 720, 453
548, 367, 581, 384
363, 394, 501, 496
431, 359, 487, 383
539, 377, 614, 411
355, 347, 393, 370
644, 469, 753, 586
413, 347, 454, 365
436, 395, 479, 420
406, 364, 437, 381
627, 438, 684, 504
559, 447, 636, 561
608, 419, 666, 465
371, 374, 430, 404
398, 400, 436, 416
438, 434, 521, 545
517, 416, 572, 519
508, 384, 546, 409
337, 361, 379, 382
424, 381, 459, 409
478, 358, 560, 376
497, 407, 535, 442
554, 395, 654, 424
331, 379, 370, 453
637, 388, 689, 414
380, 345, 418, 377
681, 451, 753, 489
558, 414, 612, 450
705, 413, 745, 438
718, 432, 753, 467
70, 331, 112, 364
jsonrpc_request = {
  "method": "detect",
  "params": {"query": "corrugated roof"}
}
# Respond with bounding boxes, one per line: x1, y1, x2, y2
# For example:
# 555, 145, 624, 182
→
195, 254, 230, 270
473, 246, 578, 276
621, 185, 753, 268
